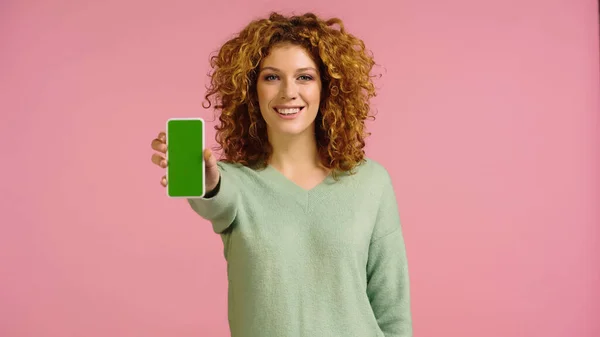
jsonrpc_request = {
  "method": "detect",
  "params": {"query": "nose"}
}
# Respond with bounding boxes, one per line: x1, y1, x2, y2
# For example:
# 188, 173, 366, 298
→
280, 79, 298, 100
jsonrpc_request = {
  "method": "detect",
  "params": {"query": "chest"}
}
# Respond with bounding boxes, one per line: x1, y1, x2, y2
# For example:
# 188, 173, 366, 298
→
227, 182, 380, 263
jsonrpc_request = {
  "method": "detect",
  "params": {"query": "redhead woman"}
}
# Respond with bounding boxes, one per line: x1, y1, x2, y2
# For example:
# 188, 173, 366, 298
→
150, 12, 412, 337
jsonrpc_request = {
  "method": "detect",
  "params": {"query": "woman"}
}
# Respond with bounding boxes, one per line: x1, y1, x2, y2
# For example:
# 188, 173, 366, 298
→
150, 12, 412, 337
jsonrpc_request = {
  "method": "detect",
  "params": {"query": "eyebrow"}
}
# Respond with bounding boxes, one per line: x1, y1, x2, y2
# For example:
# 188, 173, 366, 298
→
259, 66, 318, 73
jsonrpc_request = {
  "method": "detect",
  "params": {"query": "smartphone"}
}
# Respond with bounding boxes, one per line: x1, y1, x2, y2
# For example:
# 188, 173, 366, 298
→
166, 118, 205, 198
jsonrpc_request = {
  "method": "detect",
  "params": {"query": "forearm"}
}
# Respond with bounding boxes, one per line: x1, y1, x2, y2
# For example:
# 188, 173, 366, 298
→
187, 169, 239, 233
367, 228, 413, 337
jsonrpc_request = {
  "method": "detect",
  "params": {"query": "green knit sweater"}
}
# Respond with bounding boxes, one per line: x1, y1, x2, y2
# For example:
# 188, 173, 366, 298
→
187, 158, 412, 337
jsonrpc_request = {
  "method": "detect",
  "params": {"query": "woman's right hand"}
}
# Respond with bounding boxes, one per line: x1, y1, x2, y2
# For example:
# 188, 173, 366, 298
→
150, 131, 221, 194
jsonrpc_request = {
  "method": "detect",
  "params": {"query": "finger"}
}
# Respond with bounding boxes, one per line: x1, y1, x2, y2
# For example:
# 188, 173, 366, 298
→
151, 153, 167, 167
157, 132, 166, 142
204, 148, 218, 169
151, 138, 167, 153
161, 175, 167, 187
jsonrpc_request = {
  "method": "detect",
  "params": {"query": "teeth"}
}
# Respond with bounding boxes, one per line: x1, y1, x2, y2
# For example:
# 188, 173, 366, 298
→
277, 108, 301, 115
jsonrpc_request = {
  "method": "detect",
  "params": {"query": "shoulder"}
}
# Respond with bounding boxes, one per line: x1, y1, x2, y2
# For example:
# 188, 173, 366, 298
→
216, 160, 256, 178
331, 157, 395, 198
351, 157, 393, 186
216, 160, 243, 172
216, 160, 268, 186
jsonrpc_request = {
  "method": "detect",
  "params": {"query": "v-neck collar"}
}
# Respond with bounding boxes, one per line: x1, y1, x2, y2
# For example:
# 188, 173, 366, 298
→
262, 164, 335, 196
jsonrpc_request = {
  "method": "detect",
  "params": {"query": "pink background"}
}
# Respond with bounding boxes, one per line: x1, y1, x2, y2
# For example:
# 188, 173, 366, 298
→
1, 0, 598, 336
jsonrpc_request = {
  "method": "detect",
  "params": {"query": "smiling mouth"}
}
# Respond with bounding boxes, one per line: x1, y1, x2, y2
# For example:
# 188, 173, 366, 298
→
275, 107, 304, 116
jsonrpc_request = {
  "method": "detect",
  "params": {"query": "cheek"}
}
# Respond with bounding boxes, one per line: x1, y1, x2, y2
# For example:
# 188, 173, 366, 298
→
257, 85, 277, 106
256, 85, 266, 104
301, 85, 321, 104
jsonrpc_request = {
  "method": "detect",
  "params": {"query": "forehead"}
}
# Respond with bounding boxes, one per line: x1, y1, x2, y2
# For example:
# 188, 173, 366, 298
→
260, 44, 317, 70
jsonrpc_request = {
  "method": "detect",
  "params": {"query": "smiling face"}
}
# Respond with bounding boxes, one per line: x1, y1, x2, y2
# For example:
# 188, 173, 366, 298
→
256, 43, 322, 140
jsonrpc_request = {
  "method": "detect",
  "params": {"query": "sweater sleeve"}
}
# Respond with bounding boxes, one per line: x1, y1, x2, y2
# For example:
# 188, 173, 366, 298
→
187, 162, 239, 234
366, 175, 413, 337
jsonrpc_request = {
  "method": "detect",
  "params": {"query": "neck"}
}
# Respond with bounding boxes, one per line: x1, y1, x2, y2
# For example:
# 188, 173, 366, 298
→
267, 127, 321, 173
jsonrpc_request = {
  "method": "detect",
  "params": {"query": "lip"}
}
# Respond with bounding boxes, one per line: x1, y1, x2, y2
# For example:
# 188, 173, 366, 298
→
273, 105, 305, 110
273, 106, 304, 120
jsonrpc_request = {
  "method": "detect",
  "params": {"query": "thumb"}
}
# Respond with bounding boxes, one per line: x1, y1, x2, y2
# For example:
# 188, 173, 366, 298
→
204, 148, 218, 169
204, 148, 220, 192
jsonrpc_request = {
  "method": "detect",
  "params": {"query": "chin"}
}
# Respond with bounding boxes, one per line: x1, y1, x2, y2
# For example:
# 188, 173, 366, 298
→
267, 120, 316, 137
275, 125, 311, 136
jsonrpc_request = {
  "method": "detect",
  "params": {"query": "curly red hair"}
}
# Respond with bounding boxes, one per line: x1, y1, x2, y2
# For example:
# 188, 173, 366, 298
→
203, 12, 378, 176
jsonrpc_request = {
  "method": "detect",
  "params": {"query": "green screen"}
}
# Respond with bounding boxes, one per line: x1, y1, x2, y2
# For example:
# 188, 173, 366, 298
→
166, 119, 204, 197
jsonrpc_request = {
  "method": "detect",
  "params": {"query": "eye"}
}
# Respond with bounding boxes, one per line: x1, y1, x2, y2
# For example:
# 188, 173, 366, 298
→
298, 75, 313, 81
264, 74, 278, 81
